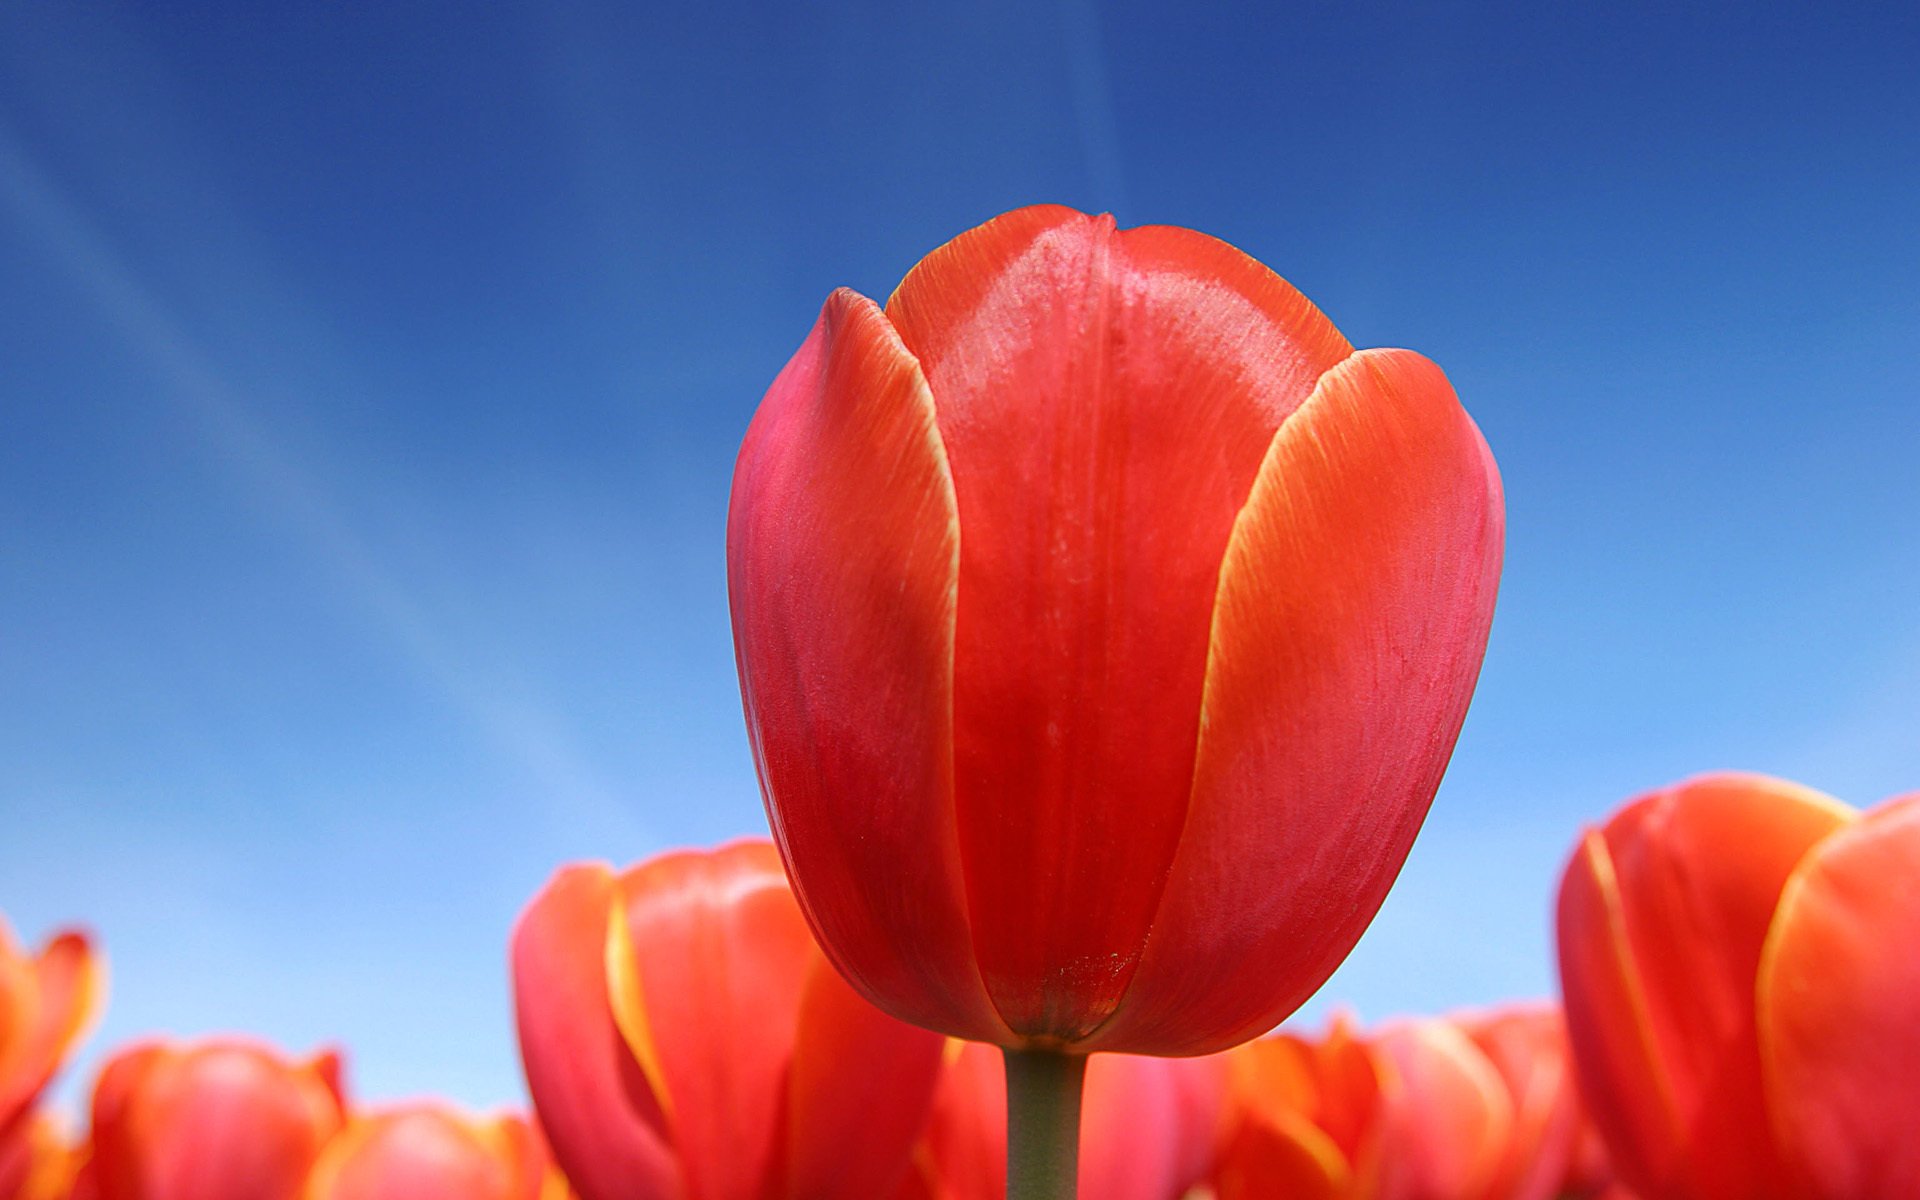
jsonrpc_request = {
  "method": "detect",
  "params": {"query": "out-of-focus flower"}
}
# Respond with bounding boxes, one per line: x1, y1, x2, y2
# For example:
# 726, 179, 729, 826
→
0, 1115, 85, 1200
1375, 1017, 1514, 1200
897, 1042, 1225, 1200
303, 1106, 568, 1200
511, 840, 945, 1200
79, 1038, 345, 1200
0, 924, 103, 1139
0, 922, 102, 1200
1557, 773, 1920, 1200
1757, 791, 1920, 1198
1209, 1017, 1396, 1200
728, 203, 1505, 1054
1456, 1006, 1614, 1200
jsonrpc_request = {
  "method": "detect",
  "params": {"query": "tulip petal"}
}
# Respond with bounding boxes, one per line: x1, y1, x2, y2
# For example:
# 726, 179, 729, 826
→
0, 928, 103, 1133
605, 842, 812, 1200
728, 288, 1005, 1042
1088, 348, 1503, 1054
783, 956, 945, 1200
1760, 793, 1920, 1199
1463, 1006, 1582, 1200
1376, 1019, 1515, 1200
306, 1109, 516, 1200
510, 864, 678, 1200
1557, 773, 1853, 1200
1078, 1054, 1228, 1200
884, 205, 1356, 1040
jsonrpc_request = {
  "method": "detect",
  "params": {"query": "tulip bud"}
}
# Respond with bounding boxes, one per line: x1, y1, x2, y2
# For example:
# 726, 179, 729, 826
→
729, 204, 1504, 1055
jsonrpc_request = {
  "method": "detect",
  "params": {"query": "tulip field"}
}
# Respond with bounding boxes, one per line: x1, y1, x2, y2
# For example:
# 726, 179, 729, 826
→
5, 202, 1915, 1200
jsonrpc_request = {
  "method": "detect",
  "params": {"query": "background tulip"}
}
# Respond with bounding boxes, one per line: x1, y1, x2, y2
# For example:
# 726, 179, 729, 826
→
1555, 773, 1867, 1200
0, 924, 103, 1147
303, 1106, 567, 1200
1759, 792, 1920, 1198
0, 923, 102, 1200
899, 1042, 1225, 1200
728, 203, 1505, 1058
1209, 1017, 1397, 1200
80, 1038, 345, 1200
510, 840, 945, 1200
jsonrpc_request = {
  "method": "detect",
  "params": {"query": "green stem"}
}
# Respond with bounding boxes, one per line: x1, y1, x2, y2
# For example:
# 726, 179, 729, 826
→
1003, 1047, 1087, 1200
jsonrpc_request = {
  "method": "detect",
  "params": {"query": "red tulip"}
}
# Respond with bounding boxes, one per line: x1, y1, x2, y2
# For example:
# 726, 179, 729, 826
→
1758, 792, 1920, 1198
728, 203, 1504, 1054
304, 1106, 569, 1200
510, 840, 945, 1200
899, 1042, 1226, 1200
81, 1038, 345, 1200
1210, 1016, 1398, 1200
1557, 773, 1920, 1200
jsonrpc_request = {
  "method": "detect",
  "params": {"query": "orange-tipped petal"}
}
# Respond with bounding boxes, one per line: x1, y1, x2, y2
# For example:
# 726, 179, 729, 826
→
1556, 773, 1853, 1200
510, 864, 677, 1200
85, 1039, 343, 1200
727, 289, 1003, 1044
1759, 793, 1920, 1199
1091, 348, 1503, 1054
783, 958, 945, 1200
882, 207, 1354, 1041
604, 842, 811, 1200
1212, 1022, 1397, 1200
1376, 1018, 1515, 1200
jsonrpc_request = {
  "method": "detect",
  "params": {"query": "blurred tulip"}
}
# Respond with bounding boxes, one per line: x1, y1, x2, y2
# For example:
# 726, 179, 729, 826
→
1375, 1017, 1514, 1200
81, 1038, 345, 1200
0, 922, 103, 1142
729, 203, 1505, 1054
1758, 792, 1920, 1198
0, 922, 102, 1200
899, 1042, 1225, 1200
1209, 1016, 1396, 1200
304, 1106, 568, 1200
511, 840, 945, 1200
1456, 1005, 1613, 1200
1557, 773, 1920, 1200
0, 1115, 84, 1200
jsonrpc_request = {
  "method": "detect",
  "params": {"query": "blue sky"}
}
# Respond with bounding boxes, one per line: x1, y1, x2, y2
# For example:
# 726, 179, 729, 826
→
3, 2, 1917, 1110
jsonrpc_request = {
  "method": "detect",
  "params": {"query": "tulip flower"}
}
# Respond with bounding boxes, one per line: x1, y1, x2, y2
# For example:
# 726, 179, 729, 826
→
898, 1042, 1226, 1200
1557, 773, 1920, 1200
1209, 1016, 1396, 1200
0, 923, 103, 1146
730, 201, 1503, 1055
80, 1038, 345, 1200
728, 203, 1502, 1195
1758, 791, 1920, 1197
1456, 1006, 1615, 1200
304, 1106, 569, 1200
510, 840, 945, 1200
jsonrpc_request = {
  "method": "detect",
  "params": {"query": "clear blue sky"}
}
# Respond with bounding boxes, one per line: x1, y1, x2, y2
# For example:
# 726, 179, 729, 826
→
4, 3, 1917, 1110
